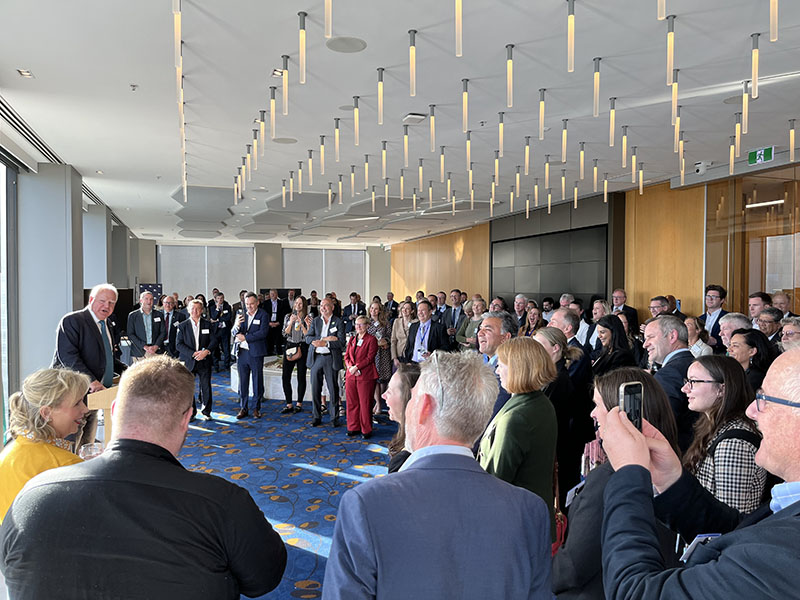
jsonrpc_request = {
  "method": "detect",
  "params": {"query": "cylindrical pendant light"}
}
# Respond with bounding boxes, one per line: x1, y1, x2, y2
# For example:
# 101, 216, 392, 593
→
603, 173, 608, 203
547, 188, 552, 214
515, 166, 521, 197
377, 68, 384, 125
544, 154, 551, 188
609, 97, 616, 146
246, 145, 252, 180
241, 158, 247, 191
324, 0, 332, 39
742, 81, 749, 134
593, 158, 598, 192
567, 0, 575, 73
621, 125, 628, 167
534, 178, 540, 207
350, 165, 355, 197
400, 168, 405, 200
384, 177, 389, 207
729, 136, 735, 175
382, 141, 388, 179
631, 146, 637, 182
371, 185, 376, 212
462, 79, 469, 133
495, 150, 500, 183
509, 186, 514, 213
657, 0, 666, 20
466, 131, 471, 169
770, 0, 778, 42
289, 170, 294, 202
353, 96, 360, 146
429, 105, 436, 152
671, 69, 679, 125
471, 183, 475, 211
269, 87, 277, 139
526, 193, 530, 219
498, 112, 505, 157
440, 146, 446, 182
638, 163, 644, 194
419, 159, 424, 191
282, 179, 286, 207
751, 33, 760, 98
252, 130, 259, 170
539, 89, 546, 140
674, 105, 681, 152
468, 162, 474, 190
447, 171, 452, 200
735, 113, 742, 157
679, 131, 685, 185
308, 149, 314, 186
364, 154, 369, 190
429, 180, 433, 209
579, 142, 585, 179
413, 187, 417, 212
561, 169, 566, 201
334, 118, 341, 162
455, 0, 463, 57
259, 110, 266, 151
573, 180, 579, 208
666, 16, 675, 86
409, 30, 417, 97
524, 136, 531, 175
319, 135, 326, 175
491, 176, 495, 217
281, 55, 289, 115
298, 12, 307, 84
561, 119, 568, 163
233, 175, 239, 205
789, 119, 795, 163
506, 44, 514, 108
404, 125, 410, 167
338, 174, 343, 204
593, 57, 601, 117
298, 161, 304, 194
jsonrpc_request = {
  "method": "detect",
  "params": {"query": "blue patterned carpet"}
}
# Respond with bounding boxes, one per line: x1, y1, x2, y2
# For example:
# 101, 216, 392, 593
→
177, 371, 393, 599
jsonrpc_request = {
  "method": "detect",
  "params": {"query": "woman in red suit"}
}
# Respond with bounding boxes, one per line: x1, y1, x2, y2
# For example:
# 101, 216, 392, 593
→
344, 316, 379, 439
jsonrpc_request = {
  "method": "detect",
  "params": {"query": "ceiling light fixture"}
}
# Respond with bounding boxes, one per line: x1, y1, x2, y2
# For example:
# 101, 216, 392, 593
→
498, 112, 505, 157
735, 112, 742, 157
371, 185, 376, 212
469, 161, 474, 190
420, 160, 425, 191
466, 131, 472, 169
429, 180, 433, 209
593, 158, 598, 192
334, 118, 341, 161
506, 44, 514, 108
561, 119, 568, 163
455, 0, 463, 56
770, 0, 778, 42
241, 157, 247, 189
324, 0, 332, 38
573, 180, 579, 208
789, 119, 795, 162
603, 173, 609, 203
509, 186, 514, 212
567, 0, 576, 73
495, 150, 500, 183
447, 171, 452, 199
544, 154, 551, 188
308, 149, 314, 186
621, 125, 628, 167
246, 145, 252, 180
462, 79, 469, 133
384, 177, 389, 207
666, 15, 675, 86
328, 182, 333, 209
413, 187, 418, 212
751, 33, 760, 98
534, 178, 539, 207
298, 161, 303, 193
320, 135, 326, 175
364, 154, 369, 189
609, 97, 616, 146
281, 55, 289, 115
579, 142, 585, 179
290, 170, 294, 201
593, 58, 601, 117
729, 135, 735, 175
269, 87, 277, 139
679, 131, 685, 185
526, 193, 530, 218
742, 81, 749, 134
382, 141, 388, 178
547, 188, 552, 215
404, 125, 410, 167
516, 166, 521, 197
631, 146, 637, 182
539, 89, 546, 140
353, 96, 360, 146
282, 179, 287, 207
259, 110, 266, 152
338, 174, 343, 204
471, 183, 475, 210
409, 30, 417, 97
233, 176, 239, 204
639, 163, 644, 194
657, 0, 666, 20
16, 68, 34, 78
376, 68, 385, 125
252, 129, 259, 170
400, 168, 405, 200
429, 105, 436, 152
491, 176, 495, 217
674, 105, 681, 152
524, 136, 531, 175
561, 169, 566, 201
350, 165, 356, 197
671, 69, 679, 124
439, 146, 446, 182
298, 12, 307, 84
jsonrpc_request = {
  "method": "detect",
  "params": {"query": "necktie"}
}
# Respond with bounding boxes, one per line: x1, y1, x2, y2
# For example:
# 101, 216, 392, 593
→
100, 320, 114, 387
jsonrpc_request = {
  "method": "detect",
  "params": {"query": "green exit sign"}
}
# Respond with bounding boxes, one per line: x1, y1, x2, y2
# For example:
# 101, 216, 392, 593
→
748, 146, 774, 165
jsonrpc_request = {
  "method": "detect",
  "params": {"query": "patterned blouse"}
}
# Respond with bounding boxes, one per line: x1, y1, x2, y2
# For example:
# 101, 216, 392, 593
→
694, 417, 767, 513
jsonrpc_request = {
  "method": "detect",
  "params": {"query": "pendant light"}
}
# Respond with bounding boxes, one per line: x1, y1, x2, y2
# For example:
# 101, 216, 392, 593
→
579, 142, 585, 179
298, 161, 303, 194
440, 146, 446, 182
409, 30, 417, 97
666, 16, 675, 86
429, 105, 436, 152
506, 45, 514, 108
377, 68, 384, 125
593, 158, 598, 192
524, 136, 531, 175
593, 58, 601, 117
298, 12, 307, 84
498, 112, 505, 157
281, 55, 289, 115
353, 96, 360, 146
462, 79, 469, 133
269, 87, 277, 139
334, 118, 341, 162
621, 126, 628, 167
319, 135, 326, 175
382, 141, 387, 179
561, 119, 568, 163
567, 0, 575, 73
609, 97, 616, 146
404, 125, 410, 167
539, 89, 546, 140
465, 131, 471, 169
338, 175, 343, 204
751, 33, 760, 98
364, 154, 369, 190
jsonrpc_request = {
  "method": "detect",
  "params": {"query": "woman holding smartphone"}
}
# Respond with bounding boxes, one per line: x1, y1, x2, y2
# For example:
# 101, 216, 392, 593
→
280, 296, 310, 414
552, 368, 681, 599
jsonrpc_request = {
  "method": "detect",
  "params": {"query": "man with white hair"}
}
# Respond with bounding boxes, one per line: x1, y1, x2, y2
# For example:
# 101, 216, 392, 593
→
598, 348, 800, 598
559, 293, 574, 308
52, 282, 127, 446
323, 351, 552, 599
513, 294, 528, 330
718, 312, 752, 350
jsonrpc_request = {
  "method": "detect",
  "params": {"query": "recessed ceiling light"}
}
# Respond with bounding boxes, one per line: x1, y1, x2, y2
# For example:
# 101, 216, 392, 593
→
326, 36, 368, 53
273, 137, 297, 144
16, 69, 34, 78
96, 170, 104, 175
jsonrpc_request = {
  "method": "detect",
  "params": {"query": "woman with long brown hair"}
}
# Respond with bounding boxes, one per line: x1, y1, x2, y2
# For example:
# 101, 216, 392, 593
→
382, 363, 421, 472
280, 295, 310, 414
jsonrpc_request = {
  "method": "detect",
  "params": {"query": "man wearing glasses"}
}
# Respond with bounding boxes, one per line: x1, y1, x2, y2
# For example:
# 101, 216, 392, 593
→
698, 284, 729, 354
757, 306, 784, 347
597, 348, 800, 598
610, 288, 639, 333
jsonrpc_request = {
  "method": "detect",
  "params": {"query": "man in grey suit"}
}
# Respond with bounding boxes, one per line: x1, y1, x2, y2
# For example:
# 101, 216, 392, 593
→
323, 351, 553, 599
305, 297, 346, 427
127, 291, 166, 360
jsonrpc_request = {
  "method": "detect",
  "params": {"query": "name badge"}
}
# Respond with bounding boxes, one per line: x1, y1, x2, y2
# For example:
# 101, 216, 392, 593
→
680, 534, 721, 562
201, 329, 210, 334
223, 310, 228, 314
174, 321, 180, 327
153, 317, 161, 322
219, 322, 226, 328
330, 327, 338, 333
565, 480, 585, 508
357, 339, 363, 347
253, 319, 261, 325
271, 315, 277, 321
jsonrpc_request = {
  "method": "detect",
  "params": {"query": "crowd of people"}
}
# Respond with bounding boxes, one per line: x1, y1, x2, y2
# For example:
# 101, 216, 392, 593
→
1, 280, 799, 598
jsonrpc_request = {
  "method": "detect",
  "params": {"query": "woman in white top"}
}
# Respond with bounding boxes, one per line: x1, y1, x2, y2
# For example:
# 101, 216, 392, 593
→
685, 316, 713, 358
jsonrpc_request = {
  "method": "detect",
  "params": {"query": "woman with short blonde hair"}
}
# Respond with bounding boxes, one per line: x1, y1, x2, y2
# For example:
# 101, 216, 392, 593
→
1, 368, 91, 522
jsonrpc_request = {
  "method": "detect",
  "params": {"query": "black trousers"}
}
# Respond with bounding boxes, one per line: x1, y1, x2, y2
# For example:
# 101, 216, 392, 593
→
310, 354, 340, 421
282, 343, 308, 404
266, 325, 283, 356
191, 360, 213, 416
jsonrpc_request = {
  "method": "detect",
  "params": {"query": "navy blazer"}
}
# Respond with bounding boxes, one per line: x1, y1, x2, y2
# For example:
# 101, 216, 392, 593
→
403, 320, 450, 362
342, 302, 367, 333
602, 465, 800, 599
323, 452, 552, 599
384, 300, 399, 321
305, 315, 346, 371
176, 317, 218, 371
233, 309, 270, 358
52, 308, 127, 384
653, 348, 697, 453
259, 297, 290, 328
126, 309, 167, 358
162, 310, 187, 357
209, 301, 234, 334
698, 309, 729, 354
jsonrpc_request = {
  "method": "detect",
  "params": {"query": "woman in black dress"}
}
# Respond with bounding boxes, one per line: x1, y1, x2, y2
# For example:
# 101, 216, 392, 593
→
590, 314, 636, 377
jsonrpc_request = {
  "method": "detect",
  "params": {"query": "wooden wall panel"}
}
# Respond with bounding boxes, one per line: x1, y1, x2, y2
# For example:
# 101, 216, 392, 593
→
390, 224, 490, 300
625, 182, 706, 324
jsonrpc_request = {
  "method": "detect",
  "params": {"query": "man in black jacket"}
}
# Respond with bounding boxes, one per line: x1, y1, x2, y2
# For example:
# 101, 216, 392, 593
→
176, 299, 218, 420
1, 356, 287, 599
403, 301, 449, 363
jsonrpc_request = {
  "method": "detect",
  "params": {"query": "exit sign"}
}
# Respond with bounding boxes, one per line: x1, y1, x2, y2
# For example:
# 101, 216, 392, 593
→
748, 146, 774, 165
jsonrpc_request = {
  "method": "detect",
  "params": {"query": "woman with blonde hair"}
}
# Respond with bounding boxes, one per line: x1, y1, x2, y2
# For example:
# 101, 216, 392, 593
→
519, 305, 546, 338
456, 297, 486, 350
390, 301, 417, 366
478, 336, 558, 540
0, 368, 90, 522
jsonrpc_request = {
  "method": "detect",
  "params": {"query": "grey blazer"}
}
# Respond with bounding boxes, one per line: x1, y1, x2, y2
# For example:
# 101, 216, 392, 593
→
126, 309, 166, 357
305, 315, 346, 371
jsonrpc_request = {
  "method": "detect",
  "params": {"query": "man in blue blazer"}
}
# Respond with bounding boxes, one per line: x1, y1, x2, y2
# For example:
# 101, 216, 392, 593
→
305, 298, 346, 427
126, 291, 166, 360
176, 299, 218, 420
323, 351, 552, 599
598, 348, 800, 599
231, 293, 269, 419
52, 283, 127, 446
342, 292, 366, 334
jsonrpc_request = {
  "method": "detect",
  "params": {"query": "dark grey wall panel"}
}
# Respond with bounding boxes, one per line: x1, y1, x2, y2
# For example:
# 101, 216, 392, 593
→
491, 215, 516, 242
571, 261, 607, 296
515, 209, 542, 237
571, 195, 609, 228
540, 232, 570, 264
570, 226, 607, 262
515, 236, 541, 266
539, 203, 571, 233
514, 265, 540, 292
492, 267, 515, 293
540, 263, 571, 294
493, 240, 515, 267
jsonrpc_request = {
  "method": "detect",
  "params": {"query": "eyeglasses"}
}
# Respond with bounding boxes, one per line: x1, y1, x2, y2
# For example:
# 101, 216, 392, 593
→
648, 305, 663, 311
705, 294, 722, 300
780, 330, 798, 339
755, 391, 800, 412
756, 318, 778, 326
682, 378, 721, 389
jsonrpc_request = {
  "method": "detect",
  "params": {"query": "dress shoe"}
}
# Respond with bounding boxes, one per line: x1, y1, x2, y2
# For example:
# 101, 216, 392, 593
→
201, 413, 213, 421
332, 417, 341, 428
361, 432, 372, 440
253, 409, 262, 419
280, 406, 294, 414
310, 418, 322, 427
236, 409, 248, 420
293, 405, 303, 413
346, 430, 360, 437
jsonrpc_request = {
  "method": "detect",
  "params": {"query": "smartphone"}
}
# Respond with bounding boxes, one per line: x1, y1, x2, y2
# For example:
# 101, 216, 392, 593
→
618, 382, 643, 431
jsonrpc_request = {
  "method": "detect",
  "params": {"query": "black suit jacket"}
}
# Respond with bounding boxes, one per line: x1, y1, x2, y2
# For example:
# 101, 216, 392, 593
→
126, 309, 167, 358
305, 315, 346, 371
612, 305, 639, 333
259, 298, 290, 328
176, 318, 218, 371
162, 310, 187, 357
653, 348, 697, 453
384, 300, 399, 321
342, 302, 367, 333
403, 320, 449, 362
52, 308, 127, 384
698, 309, 729, 354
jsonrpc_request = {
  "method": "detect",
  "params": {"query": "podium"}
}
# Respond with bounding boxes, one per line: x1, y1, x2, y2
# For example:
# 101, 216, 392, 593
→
87, 385, 118, 447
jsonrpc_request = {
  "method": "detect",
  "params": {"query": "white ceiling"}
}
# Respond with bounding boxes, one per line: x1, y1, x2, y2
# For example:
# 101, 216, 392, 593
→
1, 0, 798, 245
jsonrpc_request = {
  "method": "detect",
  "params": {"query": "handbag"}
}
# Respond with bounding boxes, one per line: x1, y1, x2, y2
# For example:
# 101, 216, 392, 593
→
551, 460, 567, 556
285, 343, 303, 362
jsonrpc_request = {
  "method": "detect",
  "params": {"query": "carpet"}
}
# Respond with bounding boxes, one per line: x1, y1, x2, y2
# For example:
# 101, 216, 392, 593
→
176, 371, 393, 600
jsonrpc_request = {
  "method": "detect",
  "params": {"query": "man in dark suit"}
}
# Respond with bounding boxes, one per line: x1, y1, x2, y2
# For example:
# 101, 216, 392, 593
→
666, 294, 688, 321
323, 351, 552, 598
231, 293, 269, 419
403, 301, 449, 363
52, 283, 128, 446
160, 295, 186, 358
476, 311, 514, 420
342, 291, 367, 334
231, 289, 248, 314
126, 291, 166, 360
209, 292, 234, 371
698, 284, 729, 354
610, 288, 639, 333
176, 299, 218, 420
772, 292, 797, 319
643, 314, 697, 453
384, 291, 399, 322
758, 306, 784, 348
431, 291, 449, 323
260, 289, 290, 356
306, 298, 346, 427
441, 289, 467, 350
598, 348, 800, 599
512, 294, 528, 330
